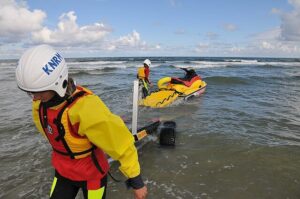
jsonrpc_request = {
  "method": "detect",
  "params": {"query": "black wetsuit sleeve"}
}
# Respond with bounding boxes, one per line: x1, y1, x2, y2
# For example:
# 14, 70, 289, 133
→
125, 174, 145, 189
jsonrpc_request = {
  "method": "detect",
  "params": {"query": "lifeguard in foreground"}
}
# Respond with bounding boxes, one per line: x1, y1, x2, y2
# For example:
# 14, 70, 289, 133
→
15, 45, 147, 199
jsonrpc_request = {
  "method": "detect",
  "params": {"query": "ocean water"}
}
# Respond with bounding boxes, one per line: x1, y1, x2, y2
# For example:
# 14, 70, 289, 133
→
0, 57, 300, 199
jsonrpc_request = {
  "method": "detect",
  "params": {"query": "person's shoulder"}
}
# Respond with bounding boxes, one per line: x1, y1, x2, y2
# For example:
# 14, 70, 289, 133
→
69, 94, 110, 118
76, 92, 101, 104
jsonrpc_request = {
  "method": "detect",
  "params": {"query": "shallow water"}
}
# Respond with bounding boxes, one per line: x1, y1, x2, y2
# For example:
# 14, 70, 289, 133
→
1, 57, 300, 198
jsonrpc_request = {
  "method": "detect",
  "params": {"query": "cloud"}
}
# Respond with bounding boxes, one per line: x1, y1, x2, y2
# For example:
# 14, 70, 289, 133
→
115, 30, 143, 47
0, 0, 46, 42
276, 0, 300, 41
223, 23, 237, 32
289, 0, 300, 9
252, 27, 281, 40
1, 0, 299, 58
174, 29, 186, 35
169, 0, 180, 7
246, 26, 300, 57
31, 11, 112, 46
0, 0, 160, 57
105, 30, 164, 55
271, 8, 281, 14
194, 30, 300, 57
196, 1, 300, 58
194, 43, 210, 53
194, 42, 250, 57
236, 0, 300, 57
205, 32, 219, 40
108, 30, 160, 52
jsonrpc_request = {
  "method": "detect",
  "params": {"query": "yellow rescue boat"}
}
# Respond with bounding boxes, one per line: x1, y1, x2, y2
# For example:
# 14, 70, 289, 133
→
139, 68, 207, 108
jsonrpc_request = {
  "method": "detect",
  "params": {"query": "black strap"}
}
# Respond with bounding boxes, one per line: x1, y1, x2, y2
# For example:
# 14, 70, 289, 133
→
38, 102, 49, 130
91, 149, 105, 174
52, 145, 96, 157
39, 91, 91, 159
39, 90, 105, 175
54, 91, 86, 159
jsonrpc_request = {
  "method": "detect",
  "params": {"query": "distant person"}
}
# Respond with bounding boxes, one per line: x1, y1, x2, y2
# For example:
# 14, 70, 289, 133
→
15, 45, 147, 199
170, 67, 201, 86
137, 59, 152, 98
181, 67, 199, 81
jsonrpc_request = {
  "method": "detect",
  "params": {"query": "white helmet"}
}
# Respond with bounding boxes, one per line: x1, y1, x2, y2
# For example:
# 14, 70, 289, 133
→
143, 59, 151, 67
16, 45, 68, 97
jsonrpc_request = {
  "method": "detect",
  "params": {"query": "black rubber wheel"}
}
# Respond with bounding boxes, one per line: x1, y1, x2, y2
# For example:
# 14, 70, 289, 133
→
162, 121, 176, 128
159, 127, 176, 146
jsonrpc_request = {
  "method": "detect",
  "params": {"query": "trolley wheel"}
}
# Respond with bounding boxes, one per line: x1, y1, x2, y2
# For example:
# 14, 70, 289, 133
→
159, 121, 176, 146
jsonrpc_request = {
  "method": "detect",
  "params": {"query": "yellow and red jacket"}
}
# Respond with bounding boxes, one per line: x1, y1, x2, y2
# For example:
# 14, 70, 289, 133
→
137, 66, 150, 82
137, 67, 146, 79
32, 86, 141, 183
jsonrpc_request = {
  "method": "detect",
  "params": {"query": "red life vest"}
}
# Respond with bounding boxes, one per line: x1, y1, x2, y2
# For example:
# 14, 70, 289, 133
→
37, 88, 109, 181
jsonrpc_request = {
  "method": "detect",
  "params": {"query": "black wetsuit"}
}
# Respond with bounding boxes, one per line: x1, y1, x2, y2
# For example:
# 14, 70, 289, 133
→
50, 171, 107, 199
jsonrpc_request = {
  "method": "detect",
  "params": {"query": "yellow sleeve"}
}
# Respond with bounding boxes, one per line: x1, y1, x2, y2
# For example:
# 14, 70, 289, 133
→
32, 100, 47, 138
69, 94, 141, 178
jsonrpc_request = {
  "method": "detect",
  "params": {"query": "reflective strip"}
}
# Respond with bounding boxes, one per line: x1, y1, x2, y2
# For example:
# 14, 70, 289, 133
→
136, 129, 147, 140
88, 187, 105, 199
49, 177, 58, 197
142, 79, 149, 91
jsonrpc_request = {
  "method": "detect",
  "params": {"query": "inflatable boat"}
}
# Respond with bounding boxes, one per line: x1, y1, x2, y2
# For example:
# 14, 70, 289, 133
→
139, 68, 207, 108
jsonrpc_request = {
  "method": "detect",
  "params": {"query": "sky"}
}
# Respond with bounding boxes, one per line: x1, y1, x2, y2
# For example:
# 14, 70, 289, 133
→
0, 0, 300, 59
